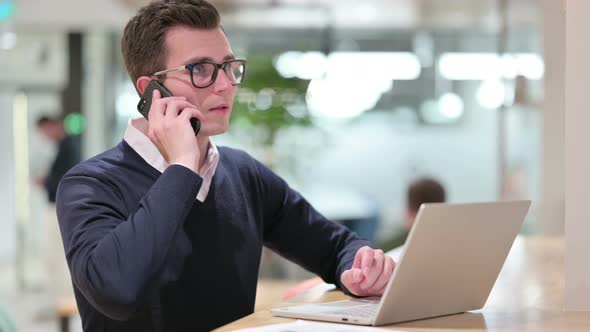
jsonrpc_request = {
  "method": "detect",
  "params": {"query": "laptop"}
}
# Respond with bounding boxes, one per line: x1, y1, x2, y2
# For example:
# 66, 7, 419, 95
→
271, 200, 531, 326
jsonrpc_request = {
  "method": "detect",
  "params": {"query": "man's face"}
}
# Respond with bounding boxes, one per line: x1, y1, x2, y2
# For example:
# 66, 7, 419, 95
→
159, 26, 238, 137
39, 122, 61, 142
405, 208, 417, 229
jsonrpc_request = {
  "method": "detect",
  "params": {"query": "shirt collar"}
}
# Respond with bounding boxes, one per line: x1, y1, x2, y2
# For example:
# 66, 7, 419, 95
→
123, 117, 219, 176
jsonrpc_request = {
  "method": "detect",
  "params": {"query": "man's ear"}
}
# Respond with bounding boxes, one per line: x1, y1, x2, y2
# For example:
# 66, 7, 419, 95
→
136, 76, 153, 95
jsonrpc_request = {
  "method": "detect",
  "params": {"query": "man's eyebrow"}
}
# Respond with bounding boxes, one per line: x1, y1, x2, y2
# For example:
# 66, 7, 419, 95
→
184, 54, 236, 64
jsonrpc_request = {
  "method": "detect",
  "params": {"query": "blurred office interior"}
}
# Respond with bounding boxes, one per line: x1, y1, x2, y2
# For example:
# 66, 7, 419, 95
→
0, 0, 563, 331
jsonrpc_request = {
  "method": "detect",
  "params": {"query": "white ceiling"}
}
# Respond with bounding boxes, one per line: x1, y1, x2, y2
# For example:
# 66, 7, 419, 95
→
11, 0, 541, 31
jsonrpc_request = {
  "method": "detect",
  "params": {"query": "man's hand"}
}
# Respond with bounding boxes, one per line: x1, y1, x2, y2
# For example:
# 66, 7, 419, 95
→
147, 89, 206, 173
341, 246, 396, 296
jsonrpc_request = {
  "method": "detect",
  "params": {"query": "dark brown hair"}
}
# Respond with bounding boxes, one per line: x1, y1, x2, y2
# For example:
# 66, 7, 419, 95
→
407, 177, 446, 212
36, 115, 63, 127
121, 0, 221, 88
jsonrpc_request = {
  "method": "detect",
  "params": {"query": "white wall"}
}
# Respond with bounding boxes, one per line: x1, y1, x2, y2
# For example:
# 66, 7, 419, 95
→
14, 0, 133, 30
0, 33, 66, 88
82, 32, 112, 159
27, 93, 63, 270
539, 0, 565, 236
0, 31, 67, 280
0, 91, 16, 263
565, 0, 590, 311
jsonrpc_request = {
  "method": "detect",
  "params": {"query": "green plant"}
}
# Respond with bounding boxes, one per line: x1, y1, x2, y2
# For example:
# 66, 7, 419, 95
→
231, 54, 313, 147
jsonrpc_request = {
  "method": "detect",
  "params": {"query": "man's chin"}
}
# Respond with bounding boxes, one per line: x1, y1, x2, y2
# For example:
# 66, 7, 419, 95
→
198, 125, 229, 137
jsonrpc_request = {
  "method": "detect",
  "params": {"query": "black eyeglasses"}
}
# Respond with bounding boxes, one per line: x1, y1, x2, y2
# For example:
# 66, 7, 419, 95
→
153, 59, 247, 89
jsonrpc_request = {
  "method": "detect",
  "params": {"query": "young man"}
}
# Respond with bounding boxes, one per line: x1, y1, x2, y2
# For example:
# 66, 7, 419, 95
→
56, 1, 394, 331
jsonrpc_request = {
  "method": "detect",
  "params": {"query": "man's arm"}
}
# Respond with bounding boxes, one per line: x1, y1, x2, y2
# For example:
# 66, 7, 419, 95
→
56, 165, 201, 320
254, 159, 371, 291
57, 88, 207, 320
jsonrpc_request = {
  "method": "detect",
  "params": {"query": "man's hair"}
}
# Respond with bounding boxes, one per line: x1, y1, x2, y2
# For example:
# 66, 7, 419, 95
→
121, 0, 221, 87
36, 115, 62, 127
407, 177, 446, 212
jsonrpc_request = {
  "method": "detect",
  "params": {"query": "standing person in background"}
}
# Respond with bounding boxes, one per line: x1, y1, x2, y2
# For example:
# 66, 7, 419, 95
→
36, 115, 82, 203
35, 115, 81, 319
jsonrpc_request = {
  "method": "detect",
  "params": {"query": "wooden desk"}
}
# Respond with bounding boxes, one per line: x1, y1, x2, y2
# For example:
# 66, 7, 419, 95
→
216, 236, 590, 331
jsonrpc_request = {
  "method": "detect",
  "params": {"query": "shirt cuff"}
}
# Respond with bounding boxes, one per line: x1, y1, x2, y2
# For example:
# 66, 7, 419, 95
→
170, 162, 198, 175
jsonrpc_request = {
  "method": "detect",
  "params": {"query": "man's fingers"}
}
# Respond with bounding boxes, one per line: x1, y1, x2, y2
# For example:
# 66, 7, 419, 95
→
368, 256, 395, 294
354, 268, 364, 283
341, 270, 354, 286
153, 88, 186, 104
164, 100, 199, 119
352, 248, 364, 269
152, 88, 161, 100
344, 268, 364, 283
147, 90, 186, 118
178, 107, 207, 124
341, 269, 365, 296
148, 89, 164, 122
360, 250, 384, 290
361, 250, 375, 275
374, 280, 389, 296
348, 246, 388, 296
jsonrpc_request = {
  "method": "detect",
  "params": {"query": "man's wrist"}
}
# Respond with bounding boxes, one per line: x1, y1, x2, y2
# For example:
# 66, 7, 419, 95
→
170, 160, 198, 174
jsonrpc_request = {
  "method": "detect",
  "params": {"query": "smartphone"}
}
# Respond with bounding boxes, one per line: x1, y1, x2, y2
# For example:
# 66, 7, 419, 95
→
136, 80, 200, 135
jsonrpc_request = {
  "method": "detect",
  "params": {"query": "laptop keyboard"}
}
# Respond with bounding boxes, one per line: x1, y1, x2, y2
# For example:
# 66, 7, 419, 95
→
324, 304, 379, 318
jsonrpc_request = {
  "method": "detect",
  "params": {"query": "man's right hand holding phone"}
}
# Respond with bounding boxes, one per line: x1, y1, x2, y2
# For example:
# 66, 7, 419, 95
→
146, 89, 206, 174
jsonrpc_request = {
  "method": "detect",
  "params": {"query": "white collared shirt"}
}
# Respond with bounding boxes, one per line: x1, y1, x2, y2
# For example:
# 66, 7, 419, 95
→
123, 117, 219, 202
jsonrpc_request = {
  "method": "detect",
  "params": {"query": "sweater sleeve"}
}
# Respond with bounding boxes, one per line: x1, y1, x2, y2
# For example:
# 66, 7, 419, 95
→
56, 164, 201, 320
254, 159, 372, 291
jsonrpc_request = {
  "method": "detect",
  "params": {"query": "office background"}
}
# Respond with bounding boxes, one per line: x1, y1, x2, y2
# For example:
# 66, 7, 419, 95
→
0, 0, 564, 331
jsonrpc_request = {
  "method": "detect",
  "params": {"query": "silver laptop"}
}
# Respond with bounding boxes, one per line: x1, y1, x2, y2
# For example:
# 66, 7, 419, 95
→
272, 200, 531, 326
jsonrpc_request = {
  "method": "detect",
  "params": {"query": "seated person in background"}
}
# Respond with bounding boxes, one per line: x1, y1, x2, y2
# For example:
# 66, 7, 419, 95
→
55, 1, 394, 331
379, 177, 446, 252
283, 177, 446, 300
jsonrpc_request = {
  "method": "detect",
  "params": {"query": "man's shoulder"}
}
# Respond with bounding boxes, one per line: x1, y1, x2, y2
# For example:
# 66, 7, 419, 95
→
218, 146, 258, 166
216, 146, 273, 183
216, 145, 285, 187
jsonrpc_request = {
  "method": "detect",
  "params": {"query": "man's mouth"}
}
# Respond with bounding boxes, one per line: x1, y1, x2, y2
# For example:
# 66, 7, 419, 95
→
209, 104, 229, 112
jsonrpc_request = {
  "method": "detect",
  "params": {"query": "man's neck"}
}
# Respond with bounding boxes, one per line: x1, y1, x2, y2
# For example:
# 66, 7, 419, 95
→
196, 135, 210, 171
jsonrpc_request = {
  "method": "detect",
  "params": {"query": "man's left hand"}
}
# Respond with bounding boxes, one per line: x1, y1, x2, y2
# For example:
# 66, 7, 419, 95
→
341, 246, 396, 296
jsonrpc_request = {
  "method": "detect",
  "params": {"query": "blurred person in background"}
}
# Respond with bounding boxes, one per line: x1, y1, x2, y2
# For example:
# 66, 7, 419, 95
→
36, 115, 82, 203
378, 177, 446, 252
34, 115, 81, 318
55, 1, 394, 331
283, 177, 446, 300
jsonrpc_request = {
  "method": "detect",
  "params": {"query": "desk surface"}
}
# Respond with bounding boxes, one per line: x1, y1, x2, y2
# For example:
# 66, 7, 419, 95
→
216, 236, 590, 331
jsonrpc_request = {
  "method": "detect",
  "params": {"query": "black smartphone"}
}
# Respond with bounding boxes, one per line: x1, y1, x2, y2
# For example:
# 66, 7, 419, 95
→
137, 80, 200, 135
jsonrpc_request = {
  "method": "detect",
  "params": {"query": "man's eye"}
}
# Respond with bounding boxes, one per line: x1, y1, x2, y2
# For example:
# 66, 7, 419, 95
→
194, 64, 206, 73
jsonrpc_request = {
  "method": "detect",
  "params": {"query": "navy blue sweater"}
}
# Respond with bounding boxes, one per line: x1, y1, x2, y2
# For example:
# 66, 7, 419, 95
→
56, 141, 371, 332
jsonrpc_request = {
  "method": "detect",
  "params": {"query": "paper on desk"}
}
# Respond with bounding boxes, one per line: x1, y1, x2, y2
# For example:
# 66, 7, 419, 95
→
233, 320, 399, 332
